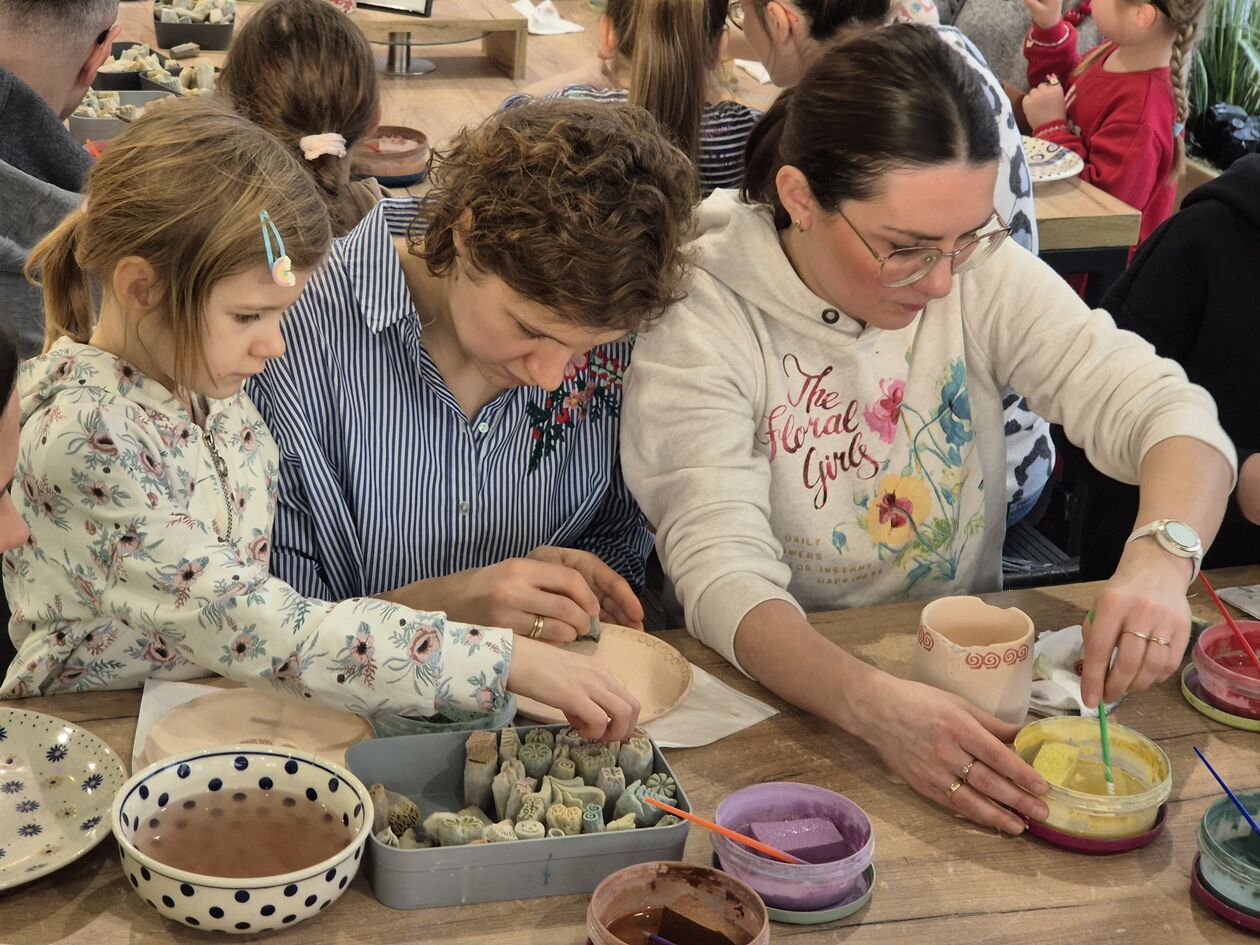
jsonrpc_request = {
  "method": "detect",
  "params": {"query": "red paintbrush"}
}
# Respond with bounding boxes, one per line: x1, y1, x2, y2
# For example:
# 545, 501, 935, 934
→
1199, 573, 1260, 674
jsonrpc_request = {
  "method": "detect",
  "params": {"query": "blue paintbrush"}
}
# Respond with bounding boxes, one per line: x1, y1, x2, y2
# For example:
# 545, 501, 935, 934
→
1194, 746, 1260, 837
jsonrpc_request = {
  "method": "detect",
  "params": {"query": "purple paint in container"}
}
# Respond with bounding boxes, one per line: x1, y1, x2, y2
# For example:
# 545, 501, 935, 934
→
713, 782, 873, 912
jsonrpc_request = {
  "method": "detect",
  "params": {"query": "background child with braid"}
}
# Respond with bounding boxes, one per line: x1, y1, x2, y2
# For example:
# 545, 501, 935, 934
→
1022, 0, 1208, 257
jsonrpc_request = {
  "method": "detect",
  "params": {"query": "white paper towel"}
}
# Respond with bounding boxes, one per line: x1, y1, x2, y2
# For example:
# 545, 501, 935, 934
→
643, 663, 778, 749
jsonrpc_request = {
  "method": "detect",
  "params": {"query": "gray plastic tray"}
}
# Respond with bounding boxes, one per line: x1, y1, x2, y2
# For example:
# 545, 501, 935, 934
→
345, 724, 690, 910
68, 90, 176, 145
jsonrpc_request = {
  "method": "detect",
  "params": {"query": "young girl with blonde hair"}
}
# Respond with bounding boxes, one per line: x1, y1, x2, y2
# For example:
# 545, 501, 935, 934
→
1022, 0, 1209, 253
504, 0, 759, 195
218, 0, 385, 235
2, 98, 638, 742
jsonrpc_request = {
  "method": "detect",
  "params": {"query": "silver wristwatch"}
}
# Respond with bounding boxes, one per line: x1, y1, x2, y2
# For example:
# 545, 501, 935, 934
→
1124, 519, 1203, 583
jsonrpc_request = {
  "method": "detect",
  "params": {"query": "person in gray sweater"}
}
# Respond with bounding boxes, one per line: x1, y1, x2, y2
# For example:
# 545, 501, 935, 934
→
0, 0, 118, 356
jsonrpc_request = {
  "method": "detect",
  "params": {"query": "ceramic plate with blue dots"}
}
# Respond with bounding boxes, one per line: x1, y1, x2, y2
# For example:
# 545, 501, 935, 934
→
0, 707, 127, 890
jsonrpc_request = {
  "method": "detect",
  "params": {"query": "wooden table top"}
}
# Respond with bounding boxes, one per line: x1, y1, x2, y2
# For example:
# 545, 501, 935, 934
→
3, 567, 1257, 944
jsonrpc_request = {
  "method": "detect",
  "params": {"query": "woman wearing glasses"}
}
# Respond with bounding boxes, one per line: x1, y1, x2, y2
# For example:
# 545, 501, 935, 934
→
621, 27, 1234, 834
727, 0, 1052, 526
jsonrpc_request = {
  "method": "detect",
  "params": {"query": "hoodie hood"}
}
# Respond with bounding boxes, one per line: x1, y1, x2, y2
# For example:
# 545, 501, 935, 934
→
1182, 153, 1260, 230
691, 189, 868, 343
20, 339, 232, 430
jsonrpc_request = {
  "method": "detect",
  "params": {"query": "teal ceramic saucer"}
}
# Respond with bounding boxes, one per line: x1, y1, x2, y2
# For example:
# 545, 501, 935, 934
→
712, 854, 876, 925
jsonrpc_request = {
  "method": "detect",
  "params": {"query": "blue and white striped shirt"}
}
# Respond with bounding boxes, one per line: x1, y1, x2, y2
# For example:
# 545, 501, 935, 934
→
247, 199, 654, 604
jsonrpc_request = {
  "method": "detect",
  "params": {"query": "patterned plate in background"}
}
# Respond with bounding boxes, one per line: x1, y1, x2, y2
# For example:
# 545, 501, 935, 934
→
0, 707, 127, 890
1022, 135, 1085, 183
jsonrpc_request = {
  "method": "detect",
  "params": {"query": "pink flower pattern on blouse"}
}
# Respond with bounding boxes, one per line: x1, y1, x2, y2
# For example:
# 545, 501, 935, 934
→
0, 340, 512, 718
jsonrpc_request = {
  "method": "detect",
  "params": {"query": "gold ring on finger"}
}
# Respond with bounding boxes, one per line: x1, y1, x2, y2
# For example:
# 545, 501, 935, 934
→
1121, 629, 1150, 642
529, 614, 545, 639
945, 780, 964, 799
1150, 635, 1170, 647
960, 760, 975, 782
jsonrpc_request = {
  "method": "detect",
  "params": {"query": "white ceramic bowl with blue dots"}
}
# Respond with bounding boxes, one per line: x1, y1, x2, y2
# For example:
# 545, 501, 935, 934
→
110, 745, 372, 934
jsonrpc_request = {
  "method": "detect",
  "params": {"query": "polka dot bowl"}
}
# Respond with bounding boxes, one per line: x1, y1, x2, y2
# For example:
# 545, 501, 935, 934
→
110, 745, 372, 934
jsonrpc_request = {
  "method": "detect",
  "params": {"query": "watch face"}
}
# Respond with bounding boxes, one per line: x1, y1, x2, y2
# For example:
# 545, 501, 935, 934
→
1164, 521, 1199, 551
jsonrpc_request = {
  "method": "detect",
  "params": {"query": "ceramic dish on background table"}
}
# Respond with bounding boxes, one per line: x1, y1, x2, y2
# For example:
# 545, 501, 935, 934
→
514, 623, 693, 724
350, 126, 429, 188
1022, 135, 1085, 183
0, 707, 127, 890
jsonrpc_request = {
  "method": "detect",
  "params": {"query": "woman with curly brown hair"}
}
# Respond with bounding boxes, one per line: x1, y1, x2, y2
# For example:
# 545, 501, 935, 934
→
248, 100, 698, 648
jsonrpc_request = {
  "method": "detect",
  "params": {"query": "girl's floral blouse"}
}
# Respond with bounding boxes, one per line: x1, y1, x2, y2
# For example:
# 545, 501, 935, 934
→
0, 339, 513, 718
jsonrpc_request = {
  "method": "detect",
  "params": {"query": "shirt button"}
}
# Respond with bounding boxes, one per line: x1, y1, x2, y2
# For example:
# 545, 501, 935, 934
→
458, 501, 470, 515
477, 422, 490, 435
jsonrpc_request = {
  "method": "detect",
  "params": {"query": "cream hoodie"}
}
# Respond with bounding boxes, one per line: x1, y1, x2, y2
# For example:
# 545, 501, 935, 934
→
622, 191, 1236, 671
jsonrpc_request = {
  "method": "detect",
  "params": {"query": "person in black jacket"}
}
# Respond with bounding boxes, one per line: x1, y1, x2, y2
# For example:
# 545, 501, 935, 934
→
1079, 154, 1260, 578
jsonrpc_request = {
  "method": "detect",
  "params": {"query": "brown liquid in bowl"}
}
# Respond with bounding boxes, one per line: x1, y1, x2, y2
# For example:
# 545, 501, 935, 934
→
132, 788, 353, 877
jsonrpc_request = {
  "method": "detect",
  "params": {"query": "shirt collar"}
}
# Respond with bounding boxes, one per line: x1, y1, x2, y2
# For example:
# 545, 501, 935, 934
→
337, 197, 429, 335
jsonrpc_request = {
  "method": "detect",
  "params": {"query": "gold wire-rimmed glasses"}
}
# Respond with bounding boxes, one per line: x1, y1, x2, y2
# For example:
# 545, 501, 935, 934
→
838, 209, 1012, 288
727, 0, 745, 29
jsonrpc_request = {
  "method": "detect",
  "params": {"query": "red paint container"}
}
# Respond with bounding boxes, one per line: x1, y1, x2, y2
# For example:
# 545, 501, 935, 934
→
1193, 622, 1260, 720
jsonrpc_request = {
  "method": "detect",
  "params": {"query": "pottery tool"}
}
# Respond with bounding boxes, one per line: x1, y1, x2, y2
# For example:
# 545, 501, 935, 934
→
1097, 700, 1117, 796
1198, 573, 1260, 674
642, 796, 805, 864
1194, 746, 1260, 837
587, 614, 603, 642
647, 936, 679, 945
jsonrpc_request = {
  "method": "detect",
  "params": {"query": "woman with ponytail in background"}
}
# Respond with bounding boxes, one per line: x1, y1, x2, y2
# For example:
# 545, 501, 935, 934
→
218, 0, 385, 235
504, 0, 760, 195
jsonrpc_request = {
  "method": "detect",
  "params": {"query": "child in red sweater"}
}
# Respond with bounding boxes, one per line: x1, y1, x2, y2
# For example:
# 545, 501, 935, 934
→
1021, 0, 1208, 254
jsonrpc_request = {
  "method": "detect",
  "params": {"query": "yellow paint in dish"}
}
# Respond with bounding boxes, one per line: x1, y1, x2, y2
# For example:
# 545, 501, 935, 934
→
1015, 717, 1171, 839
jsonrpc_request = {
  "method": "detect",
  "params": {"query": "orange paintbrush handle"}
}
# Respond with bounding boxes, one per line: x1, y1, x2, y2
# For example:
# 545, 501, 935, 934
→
1199, 574, 1260, 673
642, 795, 805, 865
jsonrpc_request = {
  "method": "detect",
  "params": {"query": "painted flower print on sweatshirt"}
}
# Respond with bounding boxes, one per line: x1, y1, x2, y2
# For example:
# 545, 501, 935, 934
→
842, 358, 985, 597
760, 349, 983, 601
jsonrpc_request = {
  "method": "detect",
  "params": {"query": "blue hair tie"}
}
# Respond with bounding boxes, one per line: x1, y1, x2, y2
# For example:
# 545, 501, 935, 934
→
1172, 120, 1186, 137
260, 211, 295, 287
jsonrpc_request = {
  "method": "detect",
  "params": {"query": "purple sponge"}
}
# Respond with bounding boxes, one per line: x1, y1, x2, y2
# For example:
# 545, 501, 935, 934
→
748, 817, 849, 864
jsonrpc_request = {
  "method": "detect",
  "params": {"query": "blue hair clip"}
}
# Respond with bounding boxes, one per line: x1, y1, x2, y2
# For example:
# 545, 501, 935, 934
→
1173, 120, 1186, 137
260, 211, 295, 287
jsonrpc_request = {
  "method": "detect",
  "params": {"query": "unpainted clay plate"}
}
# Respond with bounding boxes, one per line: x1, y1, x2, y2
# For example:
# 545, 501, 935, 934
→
514, 624, 692, 724
1022, 135, 1085, 183
141, 687, 374, 768
1180, 665, 1260, 732
0, 707, 127, 890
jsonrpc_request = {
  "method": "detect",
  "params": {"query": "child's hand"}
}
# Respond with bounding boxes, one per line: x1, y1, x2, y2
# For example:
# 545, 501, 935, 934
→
1024, 76, 1068, 130
1023, 0, 1064, 30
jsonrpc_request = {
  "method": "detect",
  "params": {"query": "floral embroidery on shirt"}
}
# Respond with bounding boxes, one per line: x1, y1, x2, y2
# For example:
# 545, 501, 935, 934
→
525, 349, 625, 472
